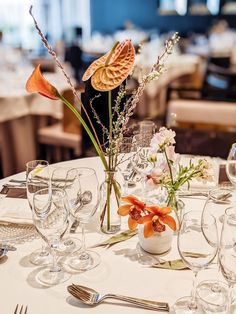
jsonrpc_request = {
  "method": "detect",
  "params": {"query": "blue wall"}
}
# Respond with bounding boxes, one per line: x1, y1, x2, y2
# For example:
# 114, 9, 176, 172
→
90, 0, 159, 33
90, 0, 236, 35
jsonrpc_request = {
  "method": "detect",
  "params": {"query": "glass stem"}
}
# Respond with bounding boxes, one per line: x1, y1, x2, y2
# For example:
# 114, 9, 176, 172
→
228, 283, 235, 312
190, 270, 198, 309
50, 240, 60, 272
81, 223, 86, 253
40, 240, 48, 257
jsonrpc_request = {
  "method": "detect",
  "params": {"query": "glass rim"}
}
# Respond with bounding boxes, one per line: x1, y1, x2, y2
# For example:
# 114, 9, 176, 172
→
76, 167, 96, 177
183, 210, 217, 224
26, 159, 49, 168
225, 205, 236, 217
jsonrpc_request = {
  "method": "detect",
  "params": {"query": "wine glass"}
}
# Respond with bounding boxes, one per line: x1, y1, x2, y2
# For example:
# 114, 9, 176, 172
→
26, 160, 51, 265
196, 187, 235, 310
118, 137, 136, 195
32, 187, 71, 285
67, 167, 100, 271
226, 143, 236, 187
131, 133, 153, 197
219, 205, 236, 312
172, 210, 218, 313
51, 167, 81, 254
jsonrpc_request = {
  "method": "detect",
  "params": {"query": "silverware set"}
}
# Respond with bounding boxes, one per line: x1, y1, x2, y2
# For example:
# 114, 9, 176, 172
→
68, 284, 169, 311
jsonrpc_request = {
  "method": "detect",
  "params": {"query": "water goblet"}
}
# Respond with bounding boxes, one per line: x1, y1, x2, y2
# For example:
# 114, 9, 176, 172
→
68, 167, 100, 271
226, 143, 236, 187
51, 167, 81, 254
33, 187, 71, 285
219, 205, 236, 312
196, 187, 235, 310
26, 160, 51, 265
118, 137, 136, 195
131, 133, 153, 197
172, 210, 218, 314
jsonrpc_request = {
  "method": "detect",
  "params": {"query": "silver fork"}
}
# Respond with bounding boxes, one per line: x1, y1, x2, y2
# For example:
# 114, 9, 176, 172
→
68, 284, 169, 311
14, 304, 28, 314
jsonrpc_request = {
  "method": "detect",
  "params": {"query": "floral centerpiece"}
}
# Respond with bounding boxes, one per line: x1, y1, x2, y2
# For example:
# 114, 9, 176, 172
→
118, 195, 176, 254
145, 127, 214, 226
25, 6, 180, 234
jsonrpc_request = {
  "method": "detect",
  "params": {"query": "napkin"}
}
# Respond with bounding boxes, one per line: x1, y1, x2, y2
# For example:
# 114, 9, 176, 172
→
0, 186, 27, 199
151, 259, 188, 270
0, 197, 32, 224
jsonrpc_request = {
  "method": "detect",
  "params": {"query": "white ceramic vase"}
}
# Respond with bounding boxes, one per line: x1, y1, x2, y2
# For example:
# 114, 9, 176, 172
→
138, 225, 173, 254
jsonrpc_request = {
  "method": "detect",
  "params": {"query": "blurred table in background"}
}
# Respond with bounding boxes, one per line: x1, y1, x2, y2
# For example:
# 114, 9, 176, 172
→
0, 67, 68, 177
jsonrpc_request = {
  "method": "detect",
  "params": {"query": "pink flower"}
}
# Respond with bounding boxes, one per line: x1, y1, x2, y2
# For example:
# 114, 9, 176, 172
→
150, 127, 176, 152
165, 146, 180, 164
146, 168, 164, 186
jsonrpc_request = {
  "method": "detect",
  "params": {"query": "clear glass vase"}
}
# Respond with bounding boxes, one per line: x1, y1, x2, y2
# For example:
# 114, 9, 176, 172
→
100, 170, 121, 234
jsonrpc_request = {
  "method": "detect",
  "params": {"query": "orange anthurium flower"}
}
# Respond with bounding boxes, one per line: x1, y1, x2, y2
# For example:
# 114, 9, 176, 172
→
117, 195, 145, 230
82, 39, 135, 91
138, 206, 176, 238
26, 65, 60, 100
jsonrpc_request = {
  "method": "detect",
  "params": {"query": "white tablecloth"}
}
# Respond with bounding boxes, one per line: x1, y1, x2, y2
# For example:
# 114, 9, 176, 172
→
0, 157, 232, 314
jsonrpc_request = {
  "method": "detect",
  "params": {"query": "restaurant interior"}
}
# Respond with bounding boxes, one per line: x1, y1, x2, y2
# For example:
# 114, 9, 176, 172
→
2, 1, 236, 314
0, 0, 236, 178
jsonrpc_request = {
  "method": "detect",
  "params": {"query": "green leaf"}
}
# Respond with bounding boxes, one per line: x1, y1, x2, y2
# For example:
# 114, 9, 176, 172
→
92, 229, 138, 247
151, 259, 188, 270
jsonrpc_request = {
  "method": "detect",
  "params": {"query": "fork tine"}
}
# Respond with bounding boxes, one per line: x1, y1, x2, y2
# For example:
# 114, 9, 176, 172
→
14, 304, 18, 314
24, 306, 28, 314
19, 305, 23, 314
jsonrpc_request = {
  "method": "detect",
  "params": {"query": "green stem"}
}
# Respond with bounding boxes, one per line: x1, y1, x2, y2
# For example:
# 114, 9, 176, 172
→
60, 95, 108, 170
164, 148, 174, 185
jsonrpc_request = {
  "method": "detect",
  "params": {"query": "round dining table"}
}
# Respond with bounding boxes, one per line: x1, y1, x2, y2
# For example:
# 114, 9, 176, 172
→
0, 156, 231, 314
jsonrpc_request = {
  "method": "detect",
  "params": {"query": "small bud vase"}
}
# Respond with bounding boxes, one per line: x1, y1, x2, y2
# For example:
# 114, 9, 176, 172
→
100, 170, 121, 234
138, 225, 173, 254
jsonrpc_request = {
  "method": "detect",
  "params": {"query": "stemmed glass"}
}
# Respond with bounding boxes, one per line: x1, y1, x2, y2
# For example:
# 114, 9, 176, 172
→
26, 160, 51, 265
173, 210, 218, 313
131, 133, 153, 197
32, 187, 71, 285
51, 167, 81, 253
226, 143, 236, 187
68, 167, 100, 271
118, 137, 136, 195
196, 187, 235, 310
219, 205, 236, 312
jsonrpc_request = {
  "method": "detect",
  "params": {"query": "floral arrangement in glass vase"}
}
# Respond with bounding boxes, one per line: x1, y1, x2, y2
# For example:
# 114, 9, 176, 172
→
25, 6, 180, 234
144, 127, 214, 226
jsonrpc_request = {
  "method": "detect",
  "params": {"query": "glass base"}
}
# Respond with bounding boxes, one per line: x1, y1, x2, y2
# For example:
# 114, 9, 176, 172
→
36, 266, 71, 285
196, 280, 229, 313
100, 224, 121, 234
68, 250, 100, 271
56, 237, 81, 255
172, 296, 204, 314
29, 248, 52, 266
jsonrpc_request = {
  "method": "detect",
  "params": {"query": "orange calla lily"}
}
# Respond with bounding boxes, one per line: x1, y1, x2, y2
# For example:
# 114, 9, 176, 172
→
82, 39, 135, 91
138, 206, 176, 238
26, 65, 60, 100
117, 195, 145, 230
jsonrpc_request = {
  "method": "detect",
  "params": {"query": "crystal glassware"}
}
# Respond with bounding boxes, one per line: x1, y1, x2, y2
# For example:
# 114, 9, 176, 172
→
68, 167, 100, 271
172, 210, 218, 314
131, 133, 153, 198
219, 205, 236, 312
118, 137, 136, 195
51, 167, 81, 254
226, 143, 236, 187
196, 187, 235, 310
32, 187, 71, 285
26, 160, 51, 265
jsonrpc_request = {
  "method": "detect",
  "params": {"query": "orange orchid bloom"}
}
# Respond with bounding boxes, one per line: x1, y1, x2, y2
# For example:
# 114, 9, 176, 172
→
82, 39, 135, 91
138, 206, 176, 238
117, 195, 145, 230
26, 65, 60, 100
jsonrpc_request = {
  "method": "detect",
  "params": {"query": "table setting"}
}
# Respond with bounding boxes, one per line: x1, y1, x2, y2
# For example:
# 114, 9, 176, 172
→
1, 7, 236, 313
